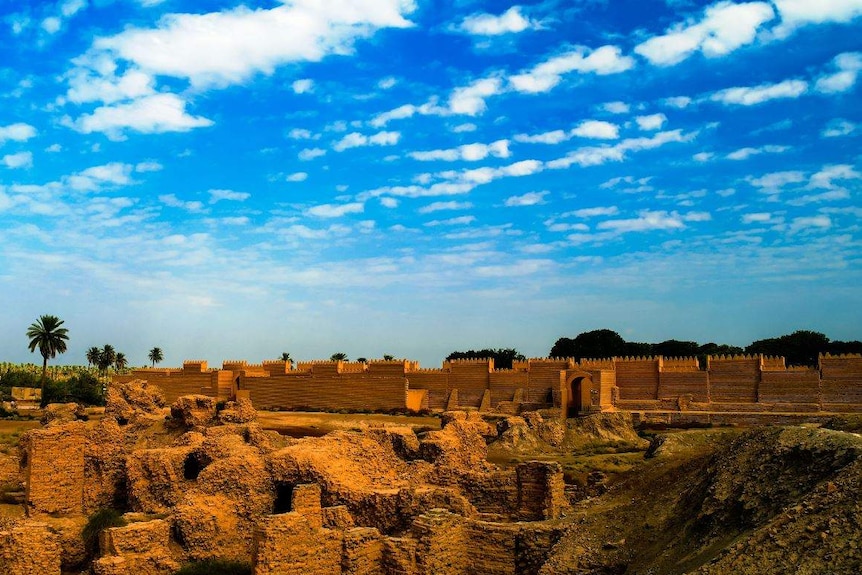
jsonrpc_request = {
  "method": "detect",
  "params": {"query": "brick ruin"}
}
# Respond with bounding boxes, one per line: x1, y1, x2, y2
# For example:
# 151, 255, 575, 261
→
1, 381, 570, 574
114, 353, 862, 420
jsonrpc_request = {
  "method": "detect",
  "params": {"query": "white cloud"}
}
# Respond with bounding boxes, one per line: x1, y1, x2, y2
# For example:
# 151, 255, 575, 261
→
741, 212, 781, 224
84, 1, 416, 90
2, 152, 33, 169
663, 96, 693, 108
67, 93, 213, 138
635, 1, 775, 66
748, 170, 806, 191
807, 164, 861, 189
67, 163, 134, 191
635, 113, 667, 131
288, 128, 314, 140
298, 147, 326, 161
418, 201, 473, 214
572, 206, 619, 218
209, 189, 250, 203
601, 101, 630, 114
305, 202, 365, 218
135, 161, 163, 172
504, 191, 548, 207
548, 129, 693, 169
65, 67, 155, 105
378, 77, 397, 90
693, 152, 714, 162
160, 193, 205, 212
286, 172, 308, 182
711, 79, 808, 106
0, 123, 37, 144
510, 45, 634, 93
448, 77, 504, 115
458, 6, 539, 35
333, 130, 400, 151
42, 17, 62, 34
452, 123, 477, 133
425, 215, 476, 226
821, 119, 856, 138
571, 120, 619, 139
815, 52, 862, 94
292, 78, 315, 94
789, 215, 831, 234
726, 145, 790, 160
514, 130, 569, 144
597, 210, 688, 233
45, 144, 62, 153
379, 197, 399, 208
772, 0, 862, 36
410, 139, 510, 162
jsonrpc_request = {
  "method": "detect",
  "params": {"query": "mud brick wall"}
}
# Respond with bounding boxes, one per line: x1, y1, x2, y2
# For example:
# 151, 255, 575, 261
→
614, 357, 660, 400
820, 354, 862, 408
526, 360, 574, 404
708, 356, 760, 403
658, 371, 710, 403
342, 527, 383, 575
0, 522, 62, 575
489, 371, 530, 406
253, 513, 343, 575
464, 520, 519, 575
584, 369, 616, 409
457, 470, 517, 516
242, 371, 407, 412
445, 360, 491, 409
381, 537, 417, 575
23, 423, 86, 515
516, 461, 566, 521
127, 369, 218, 404
407, 371, 450, 410
410, 508, 468, 575
760, 370, 820, 404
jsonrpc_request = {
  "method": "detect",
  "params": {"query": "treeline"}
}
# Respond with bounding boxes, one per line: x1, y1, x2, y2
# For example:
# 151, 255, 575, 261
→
550, 329, 862, 367
446, 349, 526, 370
0, 366, 104, 407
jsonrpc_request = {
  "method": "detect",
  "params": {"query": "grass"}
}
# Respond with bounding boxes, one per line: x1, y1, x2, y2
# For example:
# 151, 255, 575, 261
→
82, 508, 128, 558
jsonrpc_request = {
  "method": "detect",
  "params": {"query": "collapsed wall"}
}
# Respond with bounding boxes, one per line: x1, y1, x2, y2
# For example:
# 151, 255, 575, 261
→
8, 381, 570, 574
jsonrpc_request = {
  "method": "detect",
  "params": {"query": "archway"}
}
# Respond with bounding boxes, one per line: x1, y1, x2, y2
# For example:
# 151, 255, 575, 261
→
565, 371, 593, 417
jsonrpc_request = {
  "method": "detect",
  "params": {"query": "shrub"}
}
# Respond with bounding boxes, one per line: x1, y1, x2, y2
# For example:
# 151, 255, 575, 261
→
174, 559, 253, 575
82, 508, 127, 559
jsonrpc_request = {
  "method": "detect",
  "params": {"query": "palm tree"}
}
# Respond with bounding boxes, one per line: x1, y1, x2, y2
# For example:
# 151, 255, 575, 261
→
86, 346, 101, 370
330, 352, 348, 361
280, 352, 292, 363
148, 347, 164, 367
114, 353, 128, 372
383, 354, 394, 361
26, 315, 69, 389
98, 344, 116, 375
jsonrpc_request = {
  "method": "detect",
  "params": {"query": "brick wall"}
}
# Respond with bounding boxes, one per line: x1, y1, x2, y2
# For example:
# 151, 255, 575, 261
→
614, 357, 660, 400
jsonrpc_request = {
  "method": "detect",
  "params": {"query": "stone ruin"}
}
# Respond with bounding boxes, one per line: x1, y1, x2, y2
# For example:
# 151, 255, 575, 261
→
0, 379, 570, 574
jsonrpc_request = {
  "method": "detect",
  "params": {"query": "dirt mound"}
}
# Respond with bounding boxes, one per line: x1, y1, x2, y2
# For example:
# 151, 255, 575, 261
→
540, 426, 862, 575
490, 412, 649, 457
105, 379, 165, 423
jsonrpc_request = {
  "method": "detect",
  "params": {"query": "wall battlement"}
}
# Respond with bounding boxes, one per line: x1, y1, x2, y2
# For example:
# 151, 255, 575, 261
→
115, 352, 862, 416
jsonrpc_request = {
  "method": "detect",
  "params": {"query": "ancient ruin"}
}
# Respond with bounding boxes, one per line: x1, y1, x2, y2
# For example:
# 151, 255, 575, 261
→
114, 353, 862, 423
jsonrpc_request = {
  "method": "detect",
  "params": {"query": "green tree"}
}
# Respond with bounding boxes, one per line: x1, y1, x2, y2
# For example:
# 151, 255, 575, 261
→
26, 314, 69, 390
86, 346, 101, 369
330, 352, 348, 361
356, 357, 368, 363
746, 330, 830, 367
445, 348, 526, 370
382, 354, 395, 361
114, 352, 128, 372
98, 345, 116, 375
653, 339, 699, 357
550, 329, 627, 360
148, 347, 164, 367
280, 352, 293, 366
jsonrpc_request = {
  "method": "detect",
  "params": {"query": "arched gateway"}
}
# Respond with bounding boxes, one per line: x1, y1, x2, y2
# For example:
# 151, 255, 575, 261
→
563, 368, 595, 417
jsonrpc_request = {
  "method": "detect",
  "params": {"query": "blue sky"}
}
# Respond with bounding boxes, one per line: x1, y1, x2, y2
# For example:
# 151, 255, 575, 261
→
1, 0, 861, 368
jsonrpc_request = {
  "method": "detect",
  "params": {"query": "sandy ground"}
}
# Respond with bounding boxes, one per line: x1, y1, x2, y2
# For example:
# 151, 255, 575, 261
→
255, 411, 441, 437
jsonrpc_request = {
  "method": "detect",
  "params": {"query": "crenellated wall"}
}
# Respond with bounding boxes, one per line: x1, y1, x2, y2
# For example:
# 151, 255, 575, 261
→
114, 353, 862, 416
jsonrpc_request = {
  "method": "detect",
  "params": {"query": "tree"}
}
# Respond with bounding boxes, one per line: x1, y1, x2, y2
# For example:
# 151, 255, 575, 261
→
114, 353, 128, 372
746, 330, 830, 367
98, 345, 116, 375
330, 352, 348, 361
382, 354, 395, 361
445, 348, 526, 370
86, 346, 101, 369
148, 347, 164, 368
652, 339, 699, 357
550, 329, 627, 360
26, 314, 69, 390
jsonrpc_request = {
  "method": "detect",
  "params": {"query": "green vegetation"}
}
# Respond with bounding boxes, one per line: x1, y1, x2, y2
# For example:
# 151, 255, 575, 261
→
41, 371, 106, 406
26, 314, 69, 389
329, 352, 348, 361
173, 559, 252, 575
149, 346, 164, 367
446, 348, 526, 370
82, 508, 128, 559
551, 329, 862, 367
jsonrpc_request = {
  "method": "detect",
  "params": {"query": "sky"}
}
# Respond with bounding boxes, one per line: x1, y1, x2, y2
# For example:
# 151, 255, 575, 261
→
1, 0, 861, 368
